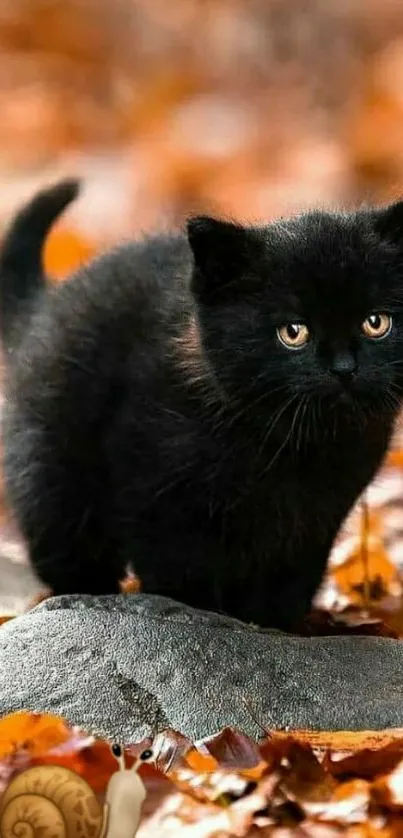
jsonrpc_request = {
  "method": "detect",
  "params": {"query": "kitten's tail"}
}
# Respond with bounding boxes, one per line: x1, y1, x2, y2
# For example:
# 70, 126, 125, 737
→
0, 178, 80, 353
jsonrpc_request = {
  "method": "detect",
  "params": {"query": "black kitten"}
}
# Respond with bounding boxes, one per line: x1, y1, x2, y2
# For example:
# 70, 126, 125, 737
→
1, 181, 403, 629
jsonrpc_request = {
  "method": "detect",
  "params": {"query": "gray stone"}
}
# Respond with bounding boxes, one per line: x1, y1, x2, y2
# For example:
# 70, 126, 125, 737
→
0, 593, 403, 744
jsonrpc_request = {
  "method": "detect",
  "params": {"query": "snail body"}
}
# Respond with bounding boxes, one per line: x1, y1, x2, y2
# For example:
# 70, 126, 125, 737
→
101, 743, 153, 838
103, 769, 146, 838
0, 765, 103, 838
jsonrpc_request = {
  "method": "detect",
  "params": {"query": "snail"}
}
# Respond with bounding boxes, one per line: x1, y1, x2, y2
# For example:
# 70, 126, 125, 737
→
102, 744, 153, 838
0, 744, 153, 838
0, 763, 104, 838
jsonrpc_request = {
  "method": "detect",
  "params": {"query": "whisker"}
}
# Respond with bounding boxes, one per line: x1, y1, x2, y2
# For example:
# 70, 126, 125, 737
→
258, 396, 303, 481
255, 394, 298, 461
224, 382, 289, 430
295, 396, 308, 452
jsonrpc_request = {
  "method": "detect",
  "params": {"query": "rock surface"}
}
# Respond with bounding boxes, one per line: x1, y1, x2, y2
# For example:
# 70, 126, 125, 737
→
0, 593, 403, 744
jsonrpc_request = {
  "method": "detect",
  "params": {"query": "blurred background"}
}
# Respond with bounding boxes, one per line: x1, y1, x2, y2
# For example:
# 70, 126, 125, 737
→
4, 0, 403, 249
2, 0, 403, 613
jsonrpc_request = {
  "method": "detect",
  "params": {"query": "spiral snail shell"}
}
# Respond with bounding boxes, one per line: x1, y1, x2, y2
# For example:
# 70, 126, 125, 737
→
0, 764, 103, 838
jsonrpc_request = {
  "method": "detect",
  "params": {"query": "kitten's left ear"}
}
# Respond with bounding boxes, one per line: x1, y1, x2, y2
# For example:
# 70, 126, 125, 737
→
374, 200, 403, 243
187, 216, 261, 302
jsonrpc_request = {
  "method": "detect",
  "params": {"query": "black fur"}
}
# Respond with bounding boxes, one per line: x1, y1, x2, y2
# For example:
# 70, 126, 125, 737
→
0, 180, 79, 352
2, 181, 403, 629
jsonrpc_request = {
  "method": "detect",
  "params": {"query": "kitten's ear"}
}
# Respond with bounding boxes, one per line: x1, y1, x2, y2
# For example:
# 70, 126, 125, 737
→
374, 200, 403, 244
187, 216, 260, 301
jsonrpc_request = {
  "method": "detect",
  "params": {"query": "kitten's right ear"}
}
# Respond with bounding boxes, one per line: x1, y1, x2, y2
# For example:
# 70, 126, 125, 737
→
374, 200, 403, 244
187, 216, 259, 302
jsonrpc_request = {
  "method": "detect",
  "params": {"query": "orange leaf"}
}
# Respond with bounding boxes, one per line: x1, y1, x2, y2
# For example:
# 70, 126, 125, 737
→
266, 729, 403, 753
44, 228, 95, 280
332, 544, 401, 606
0, 616, 15, 626
185, 750, 218, 774
386, 450, 403, 469
0, 712, 71, 758
120, 573, 141, 594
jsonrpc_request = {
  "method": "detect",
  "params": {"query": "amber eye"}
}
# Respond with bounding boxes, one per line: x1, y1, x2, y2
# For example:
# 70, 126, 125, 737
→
361, 313, 392, 340
277, 323, 309, 349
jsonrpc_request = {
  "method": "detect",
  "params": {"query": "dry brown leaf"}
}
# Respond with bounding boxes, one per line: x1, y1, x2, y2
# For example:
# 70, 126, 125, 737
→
0, 615, 15, 626
263, 731, 403, 755
198, 728, 263, 771
324, 743, 403, 780
301, 780, 370, 824
296, 609, 398, 639
372, 761, 403, 811
280, 743, 337, 804
171, 767, 255, 807
120, 573, 142, 594
371, 603, 403, 638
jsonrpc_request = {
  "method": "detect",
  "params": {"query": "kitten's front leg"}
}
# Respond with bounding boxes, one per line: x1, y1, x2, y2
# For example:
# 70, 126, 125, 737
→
226, 543, 331, 630
265, 543, 332, 630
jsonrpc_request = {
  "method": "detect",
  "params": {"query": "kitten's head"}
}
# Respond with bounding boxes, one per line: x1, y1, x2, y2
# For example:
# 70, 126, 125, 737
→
187, 202, 403, 423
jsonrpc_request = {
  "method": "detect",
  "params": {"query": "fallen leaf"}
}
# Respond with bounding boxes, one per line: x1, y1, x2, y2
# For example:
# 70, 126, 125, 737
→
324, 743, 403, 780
0, 616, 15, 626
280, 743, 337, 803
0, 712, 71, 758
263, 731, 403, 754
199, 728, 263, 770
332, 545, 401, 606
120, 573, 141, 594
302, 780, 370, 823
373, 760, 403, 811
296, 609, 398, 638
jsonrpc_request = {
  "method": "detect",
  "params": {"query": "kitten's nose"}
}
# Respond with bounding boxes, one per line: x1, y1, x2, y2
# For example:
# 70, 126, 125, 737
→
330, 351, 357, 382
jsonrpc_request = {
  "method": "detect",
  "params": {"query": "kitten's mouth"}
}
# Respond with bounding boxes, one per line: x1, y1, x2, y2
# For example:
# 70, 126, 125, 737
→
322, 383, 357, 408
333, 383, 375, 412
337, 390, 355, 406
